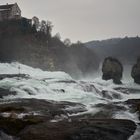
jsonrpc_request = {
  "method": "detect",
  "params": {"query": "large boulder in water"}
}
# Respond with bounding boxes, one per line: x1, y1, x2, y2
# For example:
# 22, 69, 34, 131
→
102, 57, 123, 84
131, 58, 140, 84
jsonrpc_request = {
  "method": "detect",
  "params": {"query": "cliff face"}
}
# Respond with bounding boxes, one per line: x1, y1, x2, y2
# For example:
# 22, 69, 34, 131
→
0, 19, 98, 78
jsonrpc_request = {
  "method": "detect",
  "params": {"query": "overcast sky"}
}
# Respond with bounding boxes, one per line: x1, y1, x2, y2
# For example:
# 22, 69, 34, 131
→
1, 0, 140, 42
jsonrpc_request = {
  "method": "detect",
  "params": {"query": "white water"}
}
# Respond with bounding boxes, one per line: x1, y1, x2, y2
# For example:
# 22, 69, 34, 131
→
0, 62, 140, 139
0, 62, 140, 113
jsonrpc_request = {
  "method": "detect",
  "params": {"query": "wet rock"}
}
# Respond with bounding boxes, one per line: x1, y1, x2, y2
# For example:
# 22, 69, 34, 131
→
56, 80, 76, 84
91, 102, 127, 119
19, 119, 136, 140
0, 131, 15, 140
0, 115, 43, 136
131, 57, 140, 84
125, 99, 140, 119
0, 98, 137, 140
0, 106, 25, 113
0, 98, 86, 117
0, 74, 29, 80
114, 87, 140, 94
102, 57, 123, 84
101, 90, 122, 100
0, 98, 86, 137
0, 88, 17, 98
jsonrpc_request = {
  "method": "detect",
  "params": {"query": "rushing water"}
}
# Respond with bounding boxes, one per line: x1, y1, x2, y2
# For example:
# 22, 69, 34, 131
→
0, 62, 140, 115
0, 62, 140, 139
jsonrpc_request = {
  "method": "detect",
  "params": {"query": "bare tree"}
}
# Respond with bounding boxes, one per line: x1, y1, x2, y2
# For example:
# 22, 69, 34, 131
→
32, 16, 39, 30
46, 21, 53, 36
77, 40, 82, 45
64, 38, 71, 47
40, 20, 47, 33
46, 21, 53, 45
54, 32, 61, 40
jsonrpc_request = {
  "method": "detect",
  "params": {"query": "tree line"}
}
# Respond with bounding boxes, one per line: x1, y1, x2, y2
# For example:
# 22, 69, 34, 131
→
32, 16, 83, 48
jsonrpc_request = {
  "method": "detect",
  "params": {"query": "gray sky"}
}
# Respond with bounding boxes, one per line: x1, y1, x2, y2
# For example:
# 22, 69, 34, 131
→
1, 0, 140, 42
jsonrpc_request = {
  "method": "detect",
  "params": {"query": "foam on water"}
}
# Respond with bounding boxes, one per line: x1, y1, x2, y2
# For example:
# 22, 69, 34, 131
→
0, 62, 72, 80
0, 62, 140, 119
0, 62, 140, 139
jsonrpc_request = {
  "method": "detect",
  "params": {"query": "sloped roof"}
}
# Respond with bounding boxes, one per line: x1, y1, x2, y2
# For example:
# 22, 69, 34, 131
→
0, 4, 14, 10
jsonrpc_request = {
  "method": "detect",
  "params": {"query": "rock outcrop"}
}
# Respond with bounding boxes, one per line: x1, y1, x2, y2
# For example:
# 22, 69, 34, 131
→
125, 99, 140, 120
0, 99, 136, 140
0, 74, 29, 80
131, 58, 140, 84
0, 88, 17, 99
19, 119, 136, 140
102, 57, 123, 84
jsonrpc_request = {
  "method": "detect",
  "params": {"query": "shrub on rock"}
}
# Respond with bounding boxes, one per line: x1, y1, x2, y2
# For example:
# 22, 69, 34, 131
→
102, 57, 123, 84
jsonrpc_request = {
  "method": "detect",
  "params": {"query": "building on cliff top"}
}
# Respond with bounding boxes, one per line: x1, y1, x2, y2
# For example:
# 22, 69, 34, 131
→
0, 3, 21, 21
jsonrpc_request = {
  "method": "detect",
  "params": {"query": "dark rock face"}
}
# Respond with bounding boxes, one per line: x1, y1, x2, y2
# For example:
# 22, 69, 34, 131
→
0, 98, 137, 140
0, 88, 17, 99
18, 119, 136, 140
125, 99, 140, 120
102, 57, 123, 84
0, 99, 86, 119
0, 74, 29, 80
0, 131, 14, 140
131, 58, 140, 84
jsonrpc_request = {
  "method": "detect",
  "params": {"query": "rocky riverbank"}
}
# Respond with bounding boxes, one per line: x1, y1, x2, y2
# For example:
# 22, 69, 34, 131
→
0, 85, 139, 140
0, 98, 137, 140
